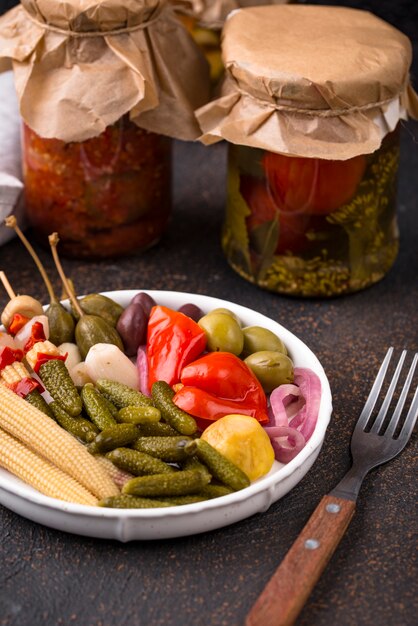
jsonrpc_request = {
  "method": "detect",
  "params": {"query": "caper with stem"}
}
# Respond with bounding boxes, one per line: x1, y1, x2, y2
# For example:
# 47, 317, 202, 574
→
49, 233, 124, 359
4, 216, 75, 344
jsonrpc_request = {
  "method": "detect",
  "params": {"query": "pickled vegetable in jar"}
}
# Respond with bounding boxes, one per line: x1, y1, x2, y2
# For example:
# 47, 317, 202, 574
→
0, 0, 210, 258
22, 117, 171, 259
196, 5, 418, 296
224, 127, 400, 296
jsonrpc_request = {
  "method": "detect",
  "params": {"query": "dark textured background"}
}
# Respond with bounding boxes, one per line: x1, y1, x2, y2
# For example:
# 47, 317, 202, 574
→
0, 2, 417, 626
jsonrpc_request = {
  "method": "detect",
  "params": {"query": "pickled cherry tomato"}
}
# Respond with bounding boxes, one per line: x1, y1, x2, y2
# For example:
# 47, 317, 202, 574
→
262, 152, 366, 215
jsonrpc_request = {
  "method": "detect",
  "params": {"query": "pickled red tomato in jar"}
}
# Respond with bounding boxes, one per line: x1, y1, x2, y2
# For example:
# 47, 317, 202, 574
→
224, 127, 400, 296
22, 116, 172, 259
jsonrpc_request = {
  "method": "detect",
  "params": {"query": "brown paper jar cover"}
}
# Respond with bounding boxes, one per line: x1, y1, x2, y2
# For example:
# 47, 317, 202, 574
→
0, 0, 211, 143
196, 5, 418, 160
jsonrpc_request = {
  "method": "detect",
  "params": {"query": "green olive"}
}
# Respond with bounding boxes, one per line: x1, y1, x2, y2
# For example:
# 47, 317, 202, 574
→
241, 326, 288, 357
207, 308, 242, 326
244, 351, 294, 393
198, 312, 244, 355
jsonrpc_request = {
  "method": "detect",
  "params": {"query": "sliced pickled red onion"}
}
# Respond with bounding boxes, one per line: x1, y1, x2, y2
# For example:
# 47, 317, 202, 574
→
264, 426, 306, 464
265, 367, 321, 463
290, 367, 322, 441
268, 383, 305, 426
136, 345, 151, 397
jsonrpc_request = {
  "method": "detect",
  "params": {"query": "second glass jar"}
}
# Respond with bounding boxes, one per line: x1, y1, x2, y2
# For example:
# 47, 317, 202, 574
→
22, 116, 172, 259
223, 128, 400, 297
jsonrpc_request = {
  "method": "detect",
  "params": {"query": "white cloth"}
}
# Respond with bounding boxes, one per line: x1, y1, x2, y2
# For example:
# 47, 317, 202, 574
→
0, 71, 25, 245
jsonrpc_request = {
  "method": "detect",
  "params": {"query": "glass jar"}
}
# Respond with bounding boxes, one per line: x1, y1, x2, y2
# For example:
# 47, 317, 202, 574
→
223, 127, 400, 297
22, 116, 172, 259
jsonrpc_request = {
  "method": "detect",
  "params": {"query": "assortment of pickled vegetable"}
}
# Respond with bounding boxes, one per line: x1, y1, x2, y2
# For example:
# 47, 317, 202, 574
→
0, 224, 322, 508
224, 127, 400, 296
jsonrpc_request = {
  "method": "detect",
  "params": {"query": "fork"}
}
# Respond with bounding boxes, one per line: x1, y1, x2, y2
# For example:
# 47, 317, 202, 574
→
246, 347, 418, 626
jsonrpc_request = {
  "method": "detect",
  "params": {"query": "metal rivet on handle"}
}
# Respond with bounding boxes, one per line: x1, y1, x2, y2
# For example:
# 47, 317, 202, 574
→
304, 539, 320, 550
326, 503, 341, 514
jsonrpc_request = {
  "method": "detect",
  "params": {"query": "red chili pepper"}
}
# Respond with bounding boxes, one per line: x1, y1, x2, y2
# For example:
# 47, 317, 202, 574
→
0, 346, 24, 371
146, 306, 206, 388
23, 321, 46, 353
8, 313, 30, 335
173, 352, 269, 424
8, 377, 41, 398
33, 352, 67, 374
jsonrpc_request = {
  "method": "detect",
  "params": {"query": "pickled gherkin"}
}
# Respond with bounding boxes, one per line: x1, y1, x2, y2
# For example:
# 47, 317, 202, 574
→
116, 406, 161, 425
151, 381, 197, 436
49, 401, 99, 443
106, 447, 176, 476
38, 359, 82, 416
132, 436, 197, 463
99, 495, 173, 509
189, 439, 250, 491
25, 389, 54, 418
81, 383, 117, 430
136, 422, 179, 437
122, 469, 211, 497
96, 379, 153, 409
198, 484, 234, 499
89, 423, 139, 453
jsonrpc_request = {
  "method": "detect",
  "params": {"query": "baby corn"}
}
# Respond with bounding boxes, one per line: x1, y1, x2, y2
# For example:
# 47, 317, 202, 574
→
0, 428, 98, 506
0, 384, 119, 499
95, 455, 134, 489
0, 360, 54, 417
0, 360, 30, 385
25, 340, 60, 368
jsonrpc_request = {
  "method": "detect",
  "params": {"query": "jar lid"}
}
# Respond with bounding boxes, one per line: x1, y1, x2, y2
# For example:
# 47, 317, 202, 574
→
0, 0, 210, 142
197, 5, 418, 159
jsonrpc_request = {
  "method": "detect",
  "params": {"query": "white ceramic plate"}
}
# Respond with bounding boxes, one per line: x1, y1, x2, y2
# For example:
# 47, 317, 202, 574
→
0, 290, 332, 541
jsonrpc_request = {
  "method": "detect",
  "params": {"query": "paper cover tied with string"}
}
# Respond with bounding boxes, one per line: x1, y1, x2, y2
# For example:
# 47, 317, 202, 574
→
195, 5, 418, 297
0, 0, 210, 142
196, 4, 418, 160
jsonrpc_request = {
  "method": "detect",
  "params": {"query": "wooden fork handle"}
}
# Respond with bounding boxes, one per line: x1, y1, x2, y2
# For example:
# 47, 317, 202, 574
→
246, 495, 356, 626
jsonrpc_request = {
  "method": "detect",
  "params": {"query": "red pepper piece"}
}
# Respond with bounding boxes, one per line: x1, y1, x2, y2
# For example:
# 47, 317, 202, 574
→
0, 346, 24, 371
173, 386, 269, 424
23, 321, 46, 353
146, 306, 206, 388
9, 377, 41, 398
8, 313, 30, 335
174, 352, 269, 424
33, 352, 67, 374
180, 352, 267, 406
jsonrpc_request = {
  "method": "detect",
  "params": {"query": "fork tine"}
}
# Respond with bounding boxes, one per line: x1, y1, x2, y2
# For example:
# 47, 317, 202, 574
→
370, 350, 407, 434
355, 347, 394, 431
398, 379, 418, 443
386, 353, 418, 437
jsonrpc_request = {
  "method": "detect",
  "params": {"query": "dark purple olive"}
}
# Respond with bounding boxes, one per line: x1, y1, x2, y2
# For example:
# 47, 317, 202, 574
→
116, 302, 148, 356
131, 292, 157, 318
177, 303, 204, 322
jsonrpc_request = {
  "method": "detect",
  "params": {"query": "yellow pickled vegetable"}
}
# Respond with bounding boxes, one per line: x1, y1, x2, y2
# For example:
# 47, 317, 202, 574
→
201, 414, 274, 481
